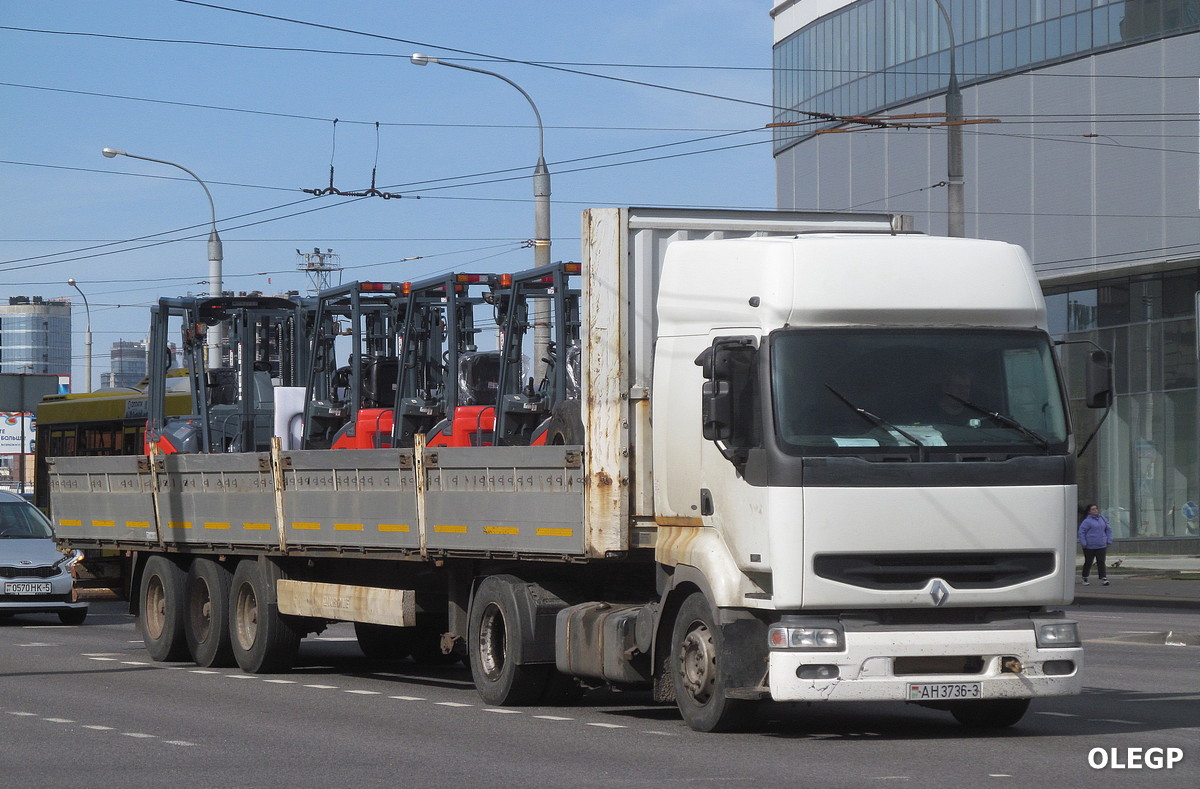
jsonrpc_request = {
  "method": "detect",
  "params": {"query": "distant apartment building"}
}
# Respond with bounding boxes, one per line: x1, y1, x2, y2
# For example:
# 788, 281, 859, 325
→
100, 339, 148, 389
0, 296, 72, 376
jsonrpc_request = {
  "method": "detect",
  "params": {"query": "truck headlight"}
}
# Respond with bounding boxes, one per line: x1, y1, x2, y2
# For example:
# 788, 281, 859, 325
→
768, 625, 844, 651
1036, 621, 1080, 648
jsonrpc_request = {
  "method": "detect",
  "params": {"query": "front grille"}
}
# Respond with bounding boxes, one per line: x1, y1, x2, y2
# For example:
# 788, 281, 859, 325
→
814, 552, 1055, 590
0, 565, 61, 579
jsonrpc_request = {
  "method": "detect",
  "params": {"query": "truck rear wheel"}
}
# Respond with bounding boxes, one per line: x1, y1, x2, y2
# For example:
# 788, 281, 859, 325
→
230, 561, 300, 674
949, 698, 1030, 728
468, 575, 550, 705
138, 556, 190, 662
671, 592, 756, 732
185, 558, 235, 667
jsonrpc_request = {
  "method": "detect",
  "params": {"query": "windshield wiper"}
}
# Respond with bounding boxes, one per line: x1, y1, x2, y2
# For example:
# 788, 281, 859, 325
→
943, 393, 1050, 449
824, 385, 928, 457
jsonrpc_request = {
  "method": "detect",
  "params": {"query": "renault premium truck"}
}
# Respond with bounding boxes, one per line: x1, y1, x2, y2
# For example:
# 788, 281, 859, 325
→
47, 207, 1100, 732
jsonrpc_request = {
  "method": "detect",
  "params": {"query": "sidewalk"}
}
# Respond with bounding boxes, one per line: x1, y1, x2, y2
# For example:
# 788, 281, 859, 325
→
1070, 554, 1200, 610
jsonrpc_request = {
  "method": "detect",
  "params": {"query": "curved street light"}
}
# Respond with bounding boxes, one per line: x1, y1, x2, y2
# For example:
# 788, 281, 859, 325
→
67, 278, 92, 393
410, 54, 552, 376
102, 147, 224, 367
931, 0, 964, 237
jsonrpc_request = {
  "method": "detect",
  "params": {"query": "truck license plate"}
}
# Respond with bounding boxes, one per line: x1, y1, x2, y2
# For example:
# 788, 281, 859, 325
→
4, 582, 52, 595
908, 682, 981, 701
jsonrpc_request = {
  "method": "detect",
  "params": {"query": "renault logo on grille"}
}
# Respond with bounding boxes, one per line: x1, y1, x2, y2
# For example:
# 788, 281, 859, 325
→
930, 580, 950, 607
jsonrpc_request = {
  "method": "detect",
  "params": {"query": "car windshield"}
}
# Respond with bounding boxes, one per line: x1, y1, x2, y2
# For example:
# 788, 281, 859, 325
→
771, 328, 1069, 456
0, 501, 54, 539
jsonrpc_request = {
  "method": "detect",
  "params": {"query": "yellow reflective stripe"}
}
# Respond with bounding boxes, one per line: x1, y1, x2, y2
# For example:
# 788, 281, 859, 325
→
377, 524, 410, 533
204, 522, 231, 530
536, 528, 573, 537
334, 523, 364, 532
243, 522, 271, 531
483, 526, 519, 535
292, 522, 321, 530
433, 525, 468, 534
60, 519, 81, 527
168, 521, 192, 529
126, 521, 149, 529
92, 520, 116, 528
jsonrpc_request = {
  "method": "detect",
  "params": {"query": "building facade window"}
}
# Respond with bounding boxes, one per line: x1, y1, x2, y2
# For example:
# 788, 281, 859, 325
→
1047, 266, 1200, 541
773, 0, 1200, 151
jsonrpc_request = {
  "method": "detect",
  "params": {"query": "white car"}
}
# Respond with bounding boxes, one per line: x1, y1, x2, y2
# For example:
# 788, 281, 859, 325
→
0, 490, 88, 625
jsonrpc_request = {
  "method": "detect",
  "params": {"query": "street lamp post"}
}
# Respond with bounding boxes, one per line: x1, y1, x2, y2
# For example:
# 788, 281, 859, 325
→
409, 54, 552, 376
931, 0, 965, 237
101, 147, 224, 367
67, 278, 93, 393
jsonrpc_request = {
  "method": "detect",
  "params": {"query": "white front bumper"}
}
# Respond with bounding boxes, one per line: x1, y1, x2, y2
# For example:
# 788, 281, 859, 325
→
768, 627, 1082, 702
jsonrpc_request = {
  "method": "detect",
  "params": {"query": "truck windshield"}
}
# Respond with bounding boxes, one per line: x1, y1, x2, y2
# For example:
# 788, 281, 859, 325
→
771, 329, 1069, 456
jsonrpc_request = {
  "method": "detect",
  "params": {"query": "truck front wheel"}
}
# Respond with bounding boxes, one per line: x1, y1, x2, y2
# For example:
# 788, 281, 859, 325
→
138, 556, 190, 662
949, 698, 1030, 728
468, 575, 550, 705
670, 592, 756, 732
229, 561, 300, 674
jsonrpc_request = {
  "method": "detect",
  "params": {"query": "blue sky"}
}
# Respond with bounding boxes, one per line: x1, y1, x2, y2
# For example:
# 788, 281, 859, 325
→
1, 1, 775, 385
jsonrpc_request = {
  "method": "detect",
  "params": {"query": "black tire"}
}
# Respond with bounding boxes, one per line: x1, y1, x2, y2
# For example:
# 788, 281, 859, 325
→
229, 561, 300, 674
138, 556, 190, 662
949, 698, 1031, 728
670, 592, 757, 733
58, 608, 88, 626
468, 575, 550, 705
354, 622, 413, 660
544, 399, 584, 445
185, 559, 236, 667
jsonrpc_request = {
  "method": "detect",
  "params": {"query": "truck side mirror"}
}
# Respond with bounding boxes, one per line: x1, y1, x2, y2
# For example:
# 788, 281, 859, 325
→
695, 336, 759, 458
1085, 349, 1113, 409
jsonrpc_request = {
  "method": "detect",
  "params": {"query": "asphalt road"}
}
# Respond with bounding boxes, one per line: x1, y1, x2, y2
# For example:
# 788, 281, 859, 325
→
1, 601, 1196, 789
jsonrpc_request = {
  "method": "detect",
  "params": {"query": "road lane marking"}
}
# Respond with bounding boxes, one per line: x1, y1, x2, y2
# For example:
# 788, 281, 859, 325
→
83, 725, 115, 731
534, 715, 573, 721
121, 661, 150, 666
262, 679, 296, 684
1035, 712, 1078, 717
345, 690, 381, 695
88, 657, 119, 662
304, 684, 340, 689
586, 723, 625, 729
483, 708, 522, 714
43, 718, 74, 724
164, 741, 198, 746
389, 695, 425, 701
190, 670, 220, 674
7, 712, 37, 717
1089, 718, 1143, 725
436, 702, 473, 707
122, 733, 157, 739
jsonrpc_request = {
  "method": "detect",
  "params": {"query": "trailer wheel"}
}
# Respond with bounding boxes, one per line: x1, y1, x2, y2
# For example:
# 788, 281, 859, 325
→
230, 561, 300, 673
670, 592, 756, 732
468, 575, 550, 705
138, 556, 190, 662
949, 698, 1030, 728
185, 559, 235, 667
354, 622, 411, 660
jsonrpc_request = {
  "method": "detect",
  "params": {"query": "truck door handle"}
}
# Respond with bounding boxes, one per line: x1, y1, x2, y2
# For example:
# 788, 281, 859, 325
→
700, 488, 714, 517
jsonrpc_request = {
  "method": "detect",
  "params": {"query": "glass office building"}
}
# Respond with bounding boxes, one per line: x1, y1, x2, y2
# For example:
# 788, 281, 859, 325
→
772, 1, 1200, 548
0, 297, 72, 377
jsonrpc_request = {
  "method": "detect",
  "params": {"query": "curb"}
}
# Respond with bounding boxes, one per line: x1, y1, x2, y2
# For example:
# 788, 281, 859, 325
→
1070, 593, 1199, 610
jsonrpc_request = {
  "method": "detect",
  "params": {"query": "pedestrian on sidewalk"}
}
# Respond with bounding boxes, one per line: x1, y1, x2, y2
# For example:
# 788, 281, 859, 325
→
1078, 503, 1113, 586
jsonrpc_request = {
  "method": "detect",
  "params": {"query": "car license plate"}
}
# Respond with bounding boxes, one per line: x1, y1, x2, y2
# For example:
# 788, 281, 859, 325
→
4, 582, 52, 595
908, 682, 981, 701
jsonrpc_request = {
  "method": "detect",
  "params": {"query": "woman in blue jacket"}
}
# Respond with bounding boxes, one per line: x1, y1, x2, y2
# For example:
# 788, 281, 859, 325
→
1078, 503, 1113, 586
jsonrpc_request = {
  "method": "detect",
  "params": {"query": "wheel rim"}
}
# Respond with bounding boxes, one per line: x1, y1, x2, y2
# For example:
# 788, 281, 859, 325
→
678, 619, 717, 705
477, 603, 506, 680
145, 574, 166, 640
234, 582, 258, 651
189, 576, 213, 643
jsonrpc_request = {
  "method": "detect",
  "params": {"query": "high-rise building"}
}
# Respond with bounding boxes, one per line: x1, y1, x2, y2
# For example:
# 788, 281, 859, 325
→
0, 296, 72, 376
100, 339, 148, 389
771, 1, 1199, 551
